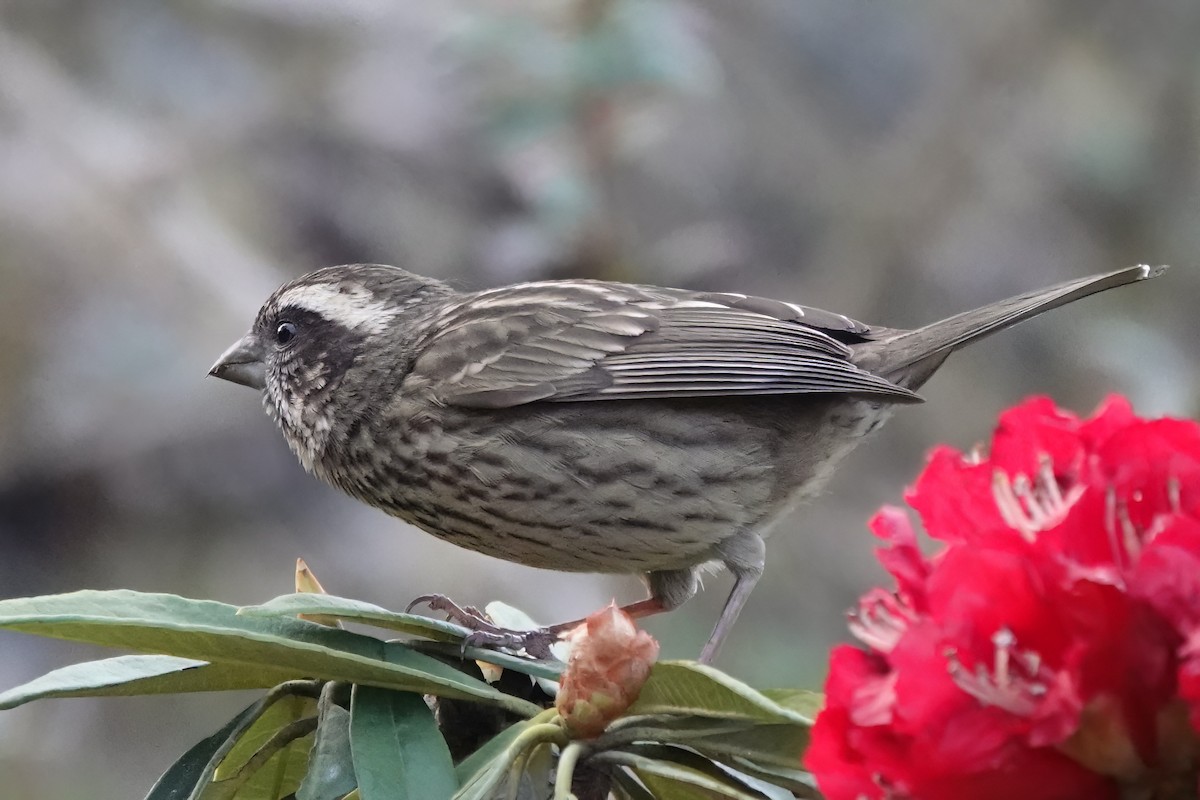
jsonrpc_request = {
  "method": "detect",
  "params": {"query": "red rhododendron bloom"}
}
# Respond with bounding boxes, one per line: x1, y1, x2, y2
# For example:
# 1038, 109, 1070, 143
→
807, 396, 1200, 799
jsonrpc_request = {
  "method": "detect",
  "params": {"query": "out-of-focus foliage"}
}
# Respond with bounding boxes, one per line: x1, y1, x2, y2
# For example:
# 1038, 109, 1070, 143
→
0, 1, 1197, 796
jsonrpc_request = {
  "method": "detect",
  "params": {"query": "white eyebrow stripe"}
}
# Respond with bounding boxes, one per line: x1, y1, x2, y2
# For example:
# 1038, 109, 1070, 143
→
275, 283, 398, 335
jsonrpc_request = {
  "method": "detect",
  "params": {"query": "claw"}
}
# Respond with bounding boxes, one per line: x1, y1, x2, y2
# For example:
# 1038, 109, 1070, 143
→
407, 593, 497, 630
406, 593, 568, 659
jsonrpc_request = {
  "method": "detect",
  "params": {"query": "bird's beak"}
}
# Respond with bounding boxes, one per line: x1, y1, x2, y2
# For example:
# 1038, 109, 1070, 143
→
209, 334, 267, 390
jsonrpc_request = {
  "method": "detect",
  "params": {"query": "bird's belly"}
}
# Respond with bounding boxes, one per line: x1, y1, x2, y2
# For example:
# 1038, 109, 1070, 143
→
756, 399, 894, 536
329, 398, 798, 574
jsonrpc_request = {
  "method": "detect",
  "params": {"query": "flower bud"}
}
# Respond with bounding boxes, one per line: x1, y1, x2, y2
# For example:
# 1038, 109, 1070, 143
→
294, 558, 341, 627
555, 604, 659, 738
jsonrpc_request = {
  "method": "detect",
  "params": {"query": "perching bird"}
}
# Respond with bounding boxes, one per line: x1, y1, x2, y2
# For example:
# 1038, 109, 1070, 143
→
210, 263, 1165, 662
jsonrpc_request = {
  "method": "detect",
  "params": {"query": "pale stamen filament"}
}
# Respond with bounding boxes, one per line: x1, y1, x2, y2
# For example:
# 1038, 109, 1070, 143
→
1103, 486, 1141, 569
992, 456, 1080, 541
993, 471, 1037, 542
1039, 454, 1063, 507
848, 591, 915, 653
948, 628, 1047, 717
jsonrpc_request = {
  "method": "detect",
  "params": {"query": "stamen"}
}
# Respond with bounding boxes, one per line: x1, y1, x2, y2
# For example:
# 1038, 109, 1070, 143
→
1119, 502, 1140, 563
993, 472, 1036, 542
1168, 476, 1182, 515
992, 627, 1015, 688
1103, 486, 1141, 571
949, 628, 1048, 717
848, 590, 915, 653
1104, 485, 1125, 568
1039, 454, 1063, 507
992, 457, 1081, 541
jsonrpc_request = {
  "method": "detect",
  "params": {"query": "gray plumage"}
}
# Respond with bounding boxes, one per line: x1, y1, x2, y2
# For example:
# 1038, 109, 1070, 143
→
210, 263, 1165, 662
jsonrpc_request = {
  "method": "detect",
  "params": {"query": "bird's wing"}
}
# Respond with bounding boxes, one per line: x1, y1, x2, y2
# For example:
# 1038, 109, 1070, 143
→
407, 281, 919, 409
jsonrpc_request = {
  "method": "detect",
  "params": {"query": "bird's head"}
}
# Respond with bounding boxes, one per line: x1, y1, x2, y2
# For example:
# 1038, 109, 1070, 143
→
209, 263, 452, 470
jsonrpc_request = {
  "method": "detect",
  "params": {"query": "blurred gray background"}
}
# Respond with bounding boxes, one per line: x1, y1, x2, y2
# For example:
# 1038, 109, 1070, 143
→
1, 0, 1197, 796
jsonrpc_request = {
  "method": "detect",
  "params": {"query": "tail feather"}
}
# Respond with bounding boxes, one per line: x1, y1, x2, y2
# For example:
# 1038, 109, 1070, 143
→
859, 264, 1167, 389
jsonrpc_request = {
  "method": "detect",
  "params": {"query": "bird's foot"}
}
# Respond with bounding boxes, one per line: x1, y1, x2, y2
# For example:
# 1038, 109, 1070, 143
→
406, 593, 496, 630
406, 594, 565, 660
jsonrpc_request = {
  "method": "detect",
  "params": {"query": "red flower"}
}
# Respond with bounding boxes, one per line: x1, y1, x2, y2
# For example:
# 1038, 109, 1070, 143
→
807, 396, 1200, 799
556, 603, 659, 738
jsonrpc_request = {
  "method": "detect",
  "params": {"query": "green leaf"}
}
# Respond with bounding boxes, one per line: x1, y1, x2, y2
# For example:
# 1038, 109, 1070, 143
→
758, 689, 823, 721
0, 655, 295, 709
215, 695, 317, 782
703, 762, 801, 800
297, 705, 357, 800
718, 758, 819, 799
0, 590, 539, 716
598, 716, 809, 773
450, 714, 565, 800
627, 662, 810, 725
450, 753, 507, 800
202, 726, 315, 800
407, 641, 563, 683
204, 693, 317, 800
604, 751, 769, 800
687, 724, 811, 770
243, 595, 564, 683
599, 715, 813, 793
351, 687, 456, 800
611, 769, 657, 800
144, 701, 264, 800
452, 718, 530, 786
240, 595, 469, 644
617, 744, 776, 799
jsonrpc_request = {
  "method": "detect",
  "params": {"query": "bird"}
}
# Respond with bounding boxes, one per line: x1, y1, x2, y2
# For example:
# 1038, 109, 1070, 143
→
209, 263, 1166, 663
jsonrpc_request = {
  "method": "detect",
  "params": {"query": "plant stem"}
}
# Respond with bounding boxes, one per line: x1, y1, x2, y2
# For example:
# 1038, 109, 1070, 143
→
554, 741, 588, 800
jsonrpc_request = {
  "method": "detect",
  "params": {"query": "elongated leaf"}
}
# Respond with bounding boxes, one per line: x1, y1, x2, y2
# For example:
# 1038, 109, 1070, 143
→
758, 689, 823, 720
450, 757, 506, 800
408, 641, 563, 683
240, 595, 469, 644
215, 695, 317, 782
297, 705, 357, 800
615, 753, 769, 800
597, 716, 809, 780
616, 744, 774, 799
0, 591, 539, 716
686, 724, 811, 770
351, 687, 456, 800
204, 694, 317, 800
597, 753, 768, 800
705, 761, 799, 800
202, 727, 315, 800
452, 719, 530, 786
145, 701, 264, 800
0, 655, 295, 709
627, 662, 808, 725
611, 769, 656, 800
451, 718, 567, 800
720, 758, 820, 798
244, 596, 564, 683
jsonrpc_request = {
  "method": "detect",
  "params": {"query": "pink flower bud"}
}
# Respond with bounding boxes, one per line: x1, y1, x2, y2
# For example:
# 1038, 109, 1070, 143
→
556, 604, 659, 738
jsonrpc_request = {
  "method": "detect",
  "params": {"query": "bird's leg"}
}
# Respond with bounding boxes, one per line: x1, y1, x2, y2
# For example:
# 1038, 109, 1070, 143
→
405, 567, 700, 660
698, 532, 766, 664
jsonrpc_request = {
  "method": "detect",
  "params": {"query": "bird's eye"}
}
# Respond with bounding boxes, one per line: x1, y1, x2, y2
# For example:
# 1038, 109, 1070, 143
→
275, 321, 298, 345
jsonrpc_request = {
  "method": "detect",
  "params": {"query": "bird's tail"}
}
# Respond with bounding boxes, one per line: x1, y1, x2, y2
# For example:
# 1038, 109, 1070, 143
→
859, 264, 1167, 390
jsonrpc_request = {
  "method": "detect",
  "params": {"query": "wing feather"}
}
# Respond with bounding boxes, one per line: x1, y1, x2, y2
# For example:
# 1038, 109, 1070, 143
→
407, 281, 916, 409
